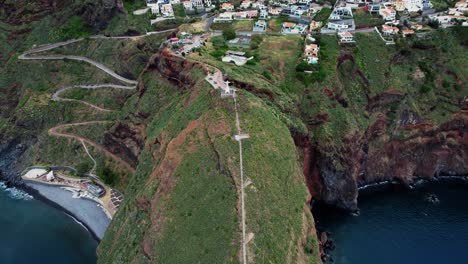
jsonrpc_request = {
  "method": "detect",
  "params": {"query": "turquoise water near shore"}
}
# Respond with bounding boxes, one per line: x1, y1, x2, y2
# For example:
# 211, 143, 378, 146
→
0, 183, 97, 264
315, 180, 468, 264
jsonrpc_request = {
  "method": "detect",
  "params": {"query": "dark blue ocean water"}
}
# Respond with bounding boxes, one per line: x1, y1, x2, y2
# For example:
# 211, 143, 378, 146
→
0, 183, 97, 264
315, 181, 468, 264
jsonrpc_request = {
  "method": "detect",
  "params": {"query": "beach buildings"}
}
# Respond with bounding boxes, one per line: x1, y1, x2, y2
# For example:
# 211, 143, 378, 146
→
86, 183, 105, 198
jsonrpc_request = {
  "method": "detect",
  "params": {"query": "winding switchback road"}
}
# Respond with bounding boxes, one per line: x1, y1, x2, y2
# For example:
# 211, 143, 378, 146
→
17, 30, 174, 172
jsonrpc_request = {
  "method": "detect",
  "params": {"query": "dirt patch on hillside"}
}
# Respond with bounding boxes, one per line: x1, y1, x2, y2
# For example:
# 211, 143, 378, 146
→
142, 116, 205, 259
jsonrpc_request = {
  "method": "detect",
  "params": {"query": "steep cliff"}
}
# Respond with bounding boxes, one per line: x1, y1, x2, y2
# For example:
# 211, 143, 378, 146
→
0, 1, 466, 263
97, 50, 320, 263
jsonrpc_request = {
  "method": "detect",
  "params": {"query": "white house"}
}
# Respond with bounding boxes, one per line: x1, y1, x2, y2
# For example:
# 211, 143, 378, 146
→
241, 0, 252, 9
46, 171, 55, 181
269, 7, 282, 16
253, 20, 267, 31
182, 0, 193, 10
455, 0, 468, 11
338, 31, 355, 43
214, 12, 234, 22
259, 9, 269, 19
161, 3, 175, 17
327, 20, 354, 31
402, 29, 415, 37
329, 7, 353, 20
429, 14, 467, 25
282, 22, 307, 34
304, 44, 319, 64
147, 2, 160, 14
403, 0, 432, 12
221, 2, 235, 11
192, 0, 204, 8
382, 24, 399, 35
379, 6, 396, 21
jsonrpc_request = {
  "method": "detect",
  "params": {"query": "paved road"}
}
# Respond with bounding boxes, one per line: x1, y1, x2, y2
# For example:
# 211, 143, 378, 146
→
17, 34, 154, 173
19, 52, 138, 85
52, 84, 136, 112
204, 15, 216, 32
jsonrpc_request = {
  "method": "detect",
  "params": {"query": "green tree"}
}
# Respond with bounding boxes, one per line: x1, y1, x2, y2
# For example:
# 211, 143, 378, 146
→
97, 165, 118, 186
222, 27, 236, 40
76, 162, 92, 176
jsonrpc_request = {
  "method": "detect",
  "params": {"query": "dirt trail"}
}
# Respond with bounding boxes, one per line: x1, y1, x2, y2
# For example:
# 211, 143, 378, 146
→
49, 122, 135, 173
16, 31, 179, 172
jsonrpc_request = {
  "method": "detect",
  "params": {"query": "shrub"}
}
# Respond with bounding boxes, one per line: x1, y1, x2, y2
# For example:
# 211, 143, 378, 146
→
222, 27, 236, 40
97, 165, 118, 186
76, 162, 92, 176
419, 83, 432, 93
262, 70, 272, 80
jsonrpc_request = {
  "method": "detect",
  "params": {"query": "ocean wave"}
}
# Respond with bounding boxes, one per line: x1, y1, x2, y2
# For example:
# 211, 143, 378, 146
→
0, 182, 34, 201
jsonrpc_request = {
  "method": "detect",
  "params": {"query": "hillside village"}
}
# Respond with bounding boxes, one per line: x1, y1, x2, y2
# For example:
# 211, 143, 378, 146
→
135, 0, 468, 68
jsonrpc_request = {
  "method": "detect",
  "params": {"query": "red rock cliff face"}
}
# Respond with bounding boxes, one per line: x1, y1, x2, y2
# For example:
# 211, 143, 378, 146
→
302, 108, 467, 211
297, 52, 468, 211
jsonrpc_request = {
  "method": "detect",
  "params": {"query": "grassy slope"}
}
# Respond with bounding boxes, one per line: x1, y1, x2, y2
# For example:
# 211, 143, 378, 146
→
97, 48, 320, 262
0, 3, 170, 189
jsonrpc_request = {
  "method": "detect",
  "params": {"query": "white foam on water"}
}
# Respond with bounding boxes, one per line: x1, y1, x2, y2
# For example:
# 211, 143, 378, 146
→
0, 182, 34, 201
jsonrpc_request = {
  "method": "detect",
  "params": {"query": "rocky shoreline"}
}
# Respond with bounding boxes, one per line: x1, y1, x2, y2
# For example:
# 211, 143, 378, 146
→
313, 175, 468, 262
22, 180, 110, 241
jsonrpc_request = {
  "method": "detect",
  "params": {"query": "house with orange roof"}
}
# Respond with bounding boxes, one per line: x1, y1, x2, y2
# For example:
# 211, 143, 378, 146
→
269, 7, 282, 16
304, 44, 319, 64
402, 29, 415, 37
281, 22, 307, 34
382, 24, 399, 35
411, 23, 424, 30
379, 6, 396, 21
338, 31, 355, 43
221, 2, 234, 11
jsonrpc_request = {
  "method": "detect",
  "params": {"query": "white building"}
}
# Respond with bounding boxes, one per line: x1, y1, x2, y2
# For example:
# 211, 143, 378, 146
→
46, 171, 55, 181
214, 12, 234, 22
338, 31, 355, 43
221, 2, 235, 11
161, 4, 175, 17
241, 0, 252, 9
147, 2, 160, 14
192, 0, 204, 8
403, 0, 432, 12
182, 0, 193, 9
379, 5, 396, 21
